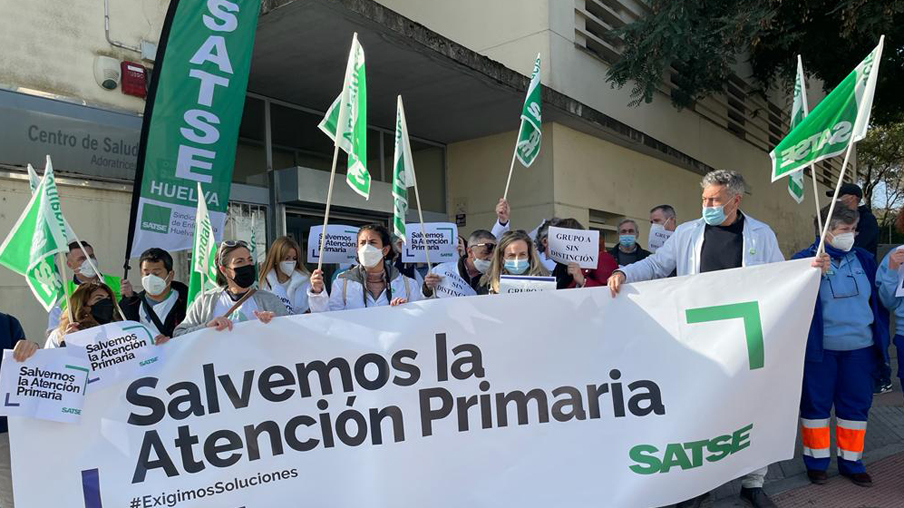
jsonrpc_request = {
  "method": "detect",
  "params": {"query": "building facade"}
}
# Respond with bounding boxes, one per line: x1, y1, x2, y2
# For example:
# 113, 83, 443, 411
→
0, 0, 834, 340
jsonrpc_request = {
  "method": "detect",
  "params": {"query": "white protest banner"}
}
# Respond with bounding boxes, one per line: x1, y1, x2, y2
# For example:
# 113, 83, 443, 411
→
434, 264, 476, 298
499, 275, 557, 294
0, 349, 89, 423
546, 226, 599, 269
648, 227, 674, 253
306, 225, 359, 264
63, 321, 165, 391
10, 260, 818, 508
402, 222, 458, 263
895, 247, 904, 297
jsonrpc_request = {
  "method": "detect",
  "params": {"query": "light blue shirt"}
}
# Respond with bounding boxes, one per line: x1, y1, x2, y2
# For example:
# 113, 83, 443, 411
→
819, 252, 874, 351
876, 249, 904, 337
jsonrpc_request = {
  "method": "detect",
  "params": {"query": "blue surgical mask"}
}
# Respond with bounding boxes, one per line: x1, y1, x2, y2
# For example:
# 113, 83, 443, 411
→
702, 205, 726, 226
504, 258, 529, 275
618, 235, 636, 248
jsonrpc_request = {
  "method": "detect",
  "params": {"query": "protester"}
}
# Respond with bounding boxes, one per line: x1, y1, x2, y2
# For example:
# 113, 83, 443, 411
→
433, 229, 498, 294
46, 282, 124, 348
120, 248, 186, 344
533, 219, 559, 272
174, 241, 289, 336
608, 170, 787, 508
828, 183, 878, 258
0, 310, 39, 507
478, 230, 549, 294
792, 204, 888, 488
310, 224, 437, 311
46, 241, 127, 336
609, 218, 651, 267
258, 236, 325, 314
548, 218, 617, 289
876, 211, 904, 400
648, 204, 677, 252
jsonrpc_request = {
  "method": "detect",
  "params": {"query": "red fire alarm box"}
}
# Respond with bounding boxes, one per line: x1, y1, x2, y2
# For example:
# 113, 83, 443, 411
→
121, 61, 147, 98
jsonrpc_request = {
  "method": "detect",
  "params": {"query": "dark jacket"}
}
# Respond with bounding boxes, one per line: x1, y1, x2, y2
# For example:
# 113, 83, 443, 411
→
0, 312, 26, 434
854, 205, 879, 258
791, 244, 889, 366
608, 245, 651, 267
120, 281, 188, 338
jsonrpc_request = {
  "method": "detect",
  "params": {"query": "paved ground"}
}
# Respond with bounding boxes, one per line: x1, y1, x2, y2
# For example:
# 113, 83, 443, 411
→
706, 349, 904, 508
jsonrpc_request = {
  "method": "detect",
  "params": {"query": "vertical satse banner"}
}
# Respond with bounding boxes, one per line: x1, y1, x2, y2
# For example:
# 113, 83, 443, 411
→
125, 0, 262, 261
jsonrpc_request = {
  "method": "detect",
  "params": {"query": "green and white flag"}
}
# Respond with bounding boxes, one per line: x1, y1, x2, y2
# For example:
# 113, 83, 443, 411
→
187, 183, 218, 306
771, 37, 884, 181
0, 156, 69, 310
787, 55, 809, 203
392, 96, 416, 242
318, 33, 370, 199
26, 163, 41, 193
515, 53, 542, 167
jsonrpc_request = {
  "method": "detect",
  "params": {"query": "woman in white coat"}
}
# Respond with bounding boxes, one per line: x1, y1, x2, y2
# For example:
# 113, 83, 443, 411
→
310, 224, 439, 312
258, 236, 326, 314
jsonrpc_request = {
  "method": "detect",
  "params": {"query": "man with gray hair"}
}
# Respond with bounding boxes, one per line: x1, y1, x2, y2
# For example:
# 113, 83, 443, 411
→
608, 218, 651, 267
608, 169, 783, 508
432, 229, 497, 295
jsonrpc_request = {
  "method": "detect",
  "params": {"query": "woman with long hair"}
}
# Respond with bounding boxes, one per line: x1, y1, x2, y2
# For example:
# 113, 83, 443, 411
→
310, 224, 438, 311
258, 236, 325, 314
478, 230, 549, 294
45, 281, 123, 347
174, 241, 289, 336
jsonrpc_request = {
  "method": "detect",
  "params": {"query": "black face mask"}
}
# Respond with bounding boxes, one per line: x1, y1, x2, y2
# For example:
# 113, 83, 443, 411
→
90, 299, 115, 324
230, 265, 256, 289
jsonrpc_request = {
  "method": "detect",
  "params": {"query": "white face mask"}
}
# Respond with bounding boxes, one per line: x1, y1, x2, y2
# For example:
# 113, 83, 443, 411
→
829, 232, 856, 252
279, 260, 297, 277
78, 259, 98, 278
358, 244, 384, 268
141, 274, 169, 296
473, 258, 492, 274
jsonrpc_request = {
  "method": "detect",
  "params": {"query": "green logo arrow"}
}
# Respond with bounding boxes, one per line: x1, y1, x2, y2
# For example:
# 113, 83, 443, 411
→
685, 301, 764, 370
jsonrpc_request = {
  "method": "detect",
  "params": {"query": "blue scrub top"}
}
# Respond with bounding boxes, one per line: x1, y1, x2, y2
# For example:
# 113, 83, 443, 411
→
876, 249, 904, 337
819, 252, 874, 351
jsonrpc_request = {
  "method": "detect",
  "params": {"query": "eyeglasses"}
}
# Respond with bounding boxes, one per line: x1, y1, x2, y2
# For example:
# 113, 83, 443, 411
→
471, 242, 496, 253
220, 240, 249, 249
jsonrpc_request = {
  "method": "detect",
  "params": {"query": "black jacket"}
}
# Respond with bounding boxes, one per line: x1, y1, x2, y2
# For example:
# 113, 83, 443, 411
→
855, 205, 879, 258
607, 245, 651, 267
120, 281, 188, 338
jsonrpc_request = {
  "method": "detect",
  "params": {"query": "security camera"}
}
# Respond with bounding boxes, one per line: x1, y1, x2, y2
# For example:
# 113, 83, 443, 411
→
94, 56, 121, 90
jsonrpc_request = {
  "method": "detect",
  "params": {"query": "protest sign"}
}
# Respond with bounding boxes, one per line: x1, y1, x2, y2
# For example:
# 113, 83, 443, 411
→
0, 349, 89, 423
9, 260, 819, 508
434, 264, 476, 298
307, 225, 359, 264
499, 275, 556, 294
648, 227, 673, 253
63, 321, 164, 390
546, 226, 599, 269
402, 222, 458, 263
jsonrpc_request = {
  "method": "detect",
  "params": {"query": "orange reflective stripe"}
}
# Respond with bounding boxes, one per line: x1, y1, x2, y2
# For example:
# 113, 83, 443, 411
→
800, 425, 830, 450
836, 427, 866, 453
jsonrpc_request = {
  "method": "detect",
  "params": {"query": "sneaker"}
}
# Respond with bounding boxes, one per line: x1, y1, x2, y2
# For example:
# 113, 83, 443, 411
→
841, 471, 873, 487
879, 381, 893, 394
675, 492, 709, 508
739, 487, 776, 508
806, 469, 828, 485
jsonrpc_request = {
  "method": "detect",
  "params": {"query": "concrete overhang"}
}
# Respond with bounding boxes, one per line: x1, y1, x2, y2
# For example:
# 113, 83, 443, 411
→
254, 0, 714, 175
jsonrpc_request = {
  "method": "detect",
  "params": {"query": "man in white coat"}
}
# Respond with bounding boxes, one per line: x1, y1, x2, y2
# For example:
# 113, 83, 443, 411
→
608, 169, 782, 508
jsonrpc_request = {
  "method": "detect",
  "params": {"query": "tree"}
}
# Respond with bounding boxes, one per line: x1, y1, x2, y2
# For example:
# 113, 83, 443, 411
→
856, 122, 904, 242
606, 0, 904, 125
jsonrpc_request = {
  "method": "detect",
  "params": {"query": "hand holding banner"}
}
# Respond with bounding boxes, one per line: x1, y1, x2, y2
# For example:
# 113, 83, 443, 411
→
546, 226, 599, 269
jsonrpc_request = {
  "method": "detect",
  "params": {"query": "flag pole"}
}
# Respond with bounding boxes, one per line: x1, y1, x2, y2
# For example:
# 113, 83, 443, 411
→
816, 141, 856, 256
808, 164, 823, 232
502, 122, 525, 201
316, 144, 342, 272
57, 252, 75, 324
411, 178, 432, 274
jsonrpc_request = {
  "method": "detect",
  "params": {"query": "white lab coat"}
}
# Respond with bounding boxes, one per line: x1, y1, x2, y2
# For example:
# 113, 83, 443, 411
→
309, 265, 424, 312
620, 212, 784, 282
261, 269, 320, 314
